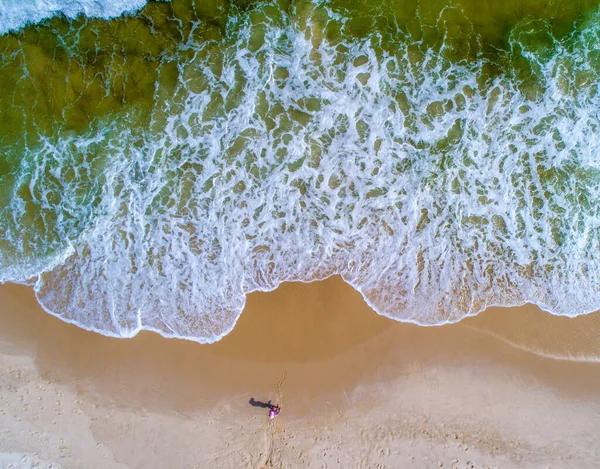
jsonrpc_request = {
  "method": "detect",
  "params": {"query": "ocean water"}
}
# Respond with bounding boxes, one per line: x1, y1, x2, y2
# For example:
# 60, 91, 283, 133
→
1, 0, 599, 343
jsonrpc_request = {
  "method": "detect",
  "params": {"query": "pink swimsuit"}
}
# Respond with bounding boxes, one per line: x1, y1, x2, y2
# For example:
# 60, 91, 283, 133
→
269, 407, 280, 419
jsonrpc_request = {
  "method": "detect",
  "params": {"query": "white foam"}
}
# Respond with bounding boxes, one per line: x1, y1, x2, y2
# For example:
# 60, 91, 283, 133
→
2, 5, 600, 342
0, 0, 150, 35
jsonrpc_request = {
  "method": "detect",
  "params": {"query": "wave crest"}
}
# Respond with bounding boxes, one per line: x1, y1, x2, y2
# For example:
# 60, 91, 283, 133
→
0, 0, 148, 35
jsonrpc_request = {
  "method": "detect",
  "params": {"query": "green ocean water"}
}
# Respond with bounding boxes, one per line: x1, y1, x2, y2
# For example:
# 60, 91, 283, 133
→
1, 0, 597, 140
1, 0, 599, 342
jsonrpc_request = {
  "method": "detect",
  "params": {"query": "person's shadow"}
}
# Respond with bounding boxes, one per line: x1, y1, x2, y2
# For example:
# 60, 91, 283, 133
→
249, 397, 272, 408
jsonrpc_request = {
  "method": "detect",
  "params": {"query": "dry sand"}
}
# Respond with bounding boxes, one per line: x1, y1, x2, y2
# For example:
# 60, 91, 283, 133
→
1, 277, 600, 468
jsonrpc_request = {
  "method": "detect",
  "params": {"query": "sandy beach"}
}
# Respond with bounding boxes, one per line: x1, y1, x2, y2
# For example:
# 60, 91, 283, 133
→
2, 277, 600, 469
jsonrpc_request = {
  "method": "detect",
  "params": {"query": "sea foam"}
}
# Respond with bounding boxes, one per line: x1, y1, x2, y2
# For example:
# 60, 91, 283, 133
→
0, 0, 149, 35
1, 4, 600, 342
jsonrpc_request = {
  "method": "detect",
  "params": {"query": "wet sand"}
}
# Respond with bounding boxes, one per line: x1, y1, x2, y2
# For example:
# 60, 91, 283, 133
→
2, 277, 600, 468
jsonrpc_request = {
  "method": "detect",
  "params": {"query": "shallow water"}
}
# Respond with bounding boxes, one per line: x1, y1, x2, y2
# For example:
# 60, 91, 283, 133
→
1, 0, 599, 342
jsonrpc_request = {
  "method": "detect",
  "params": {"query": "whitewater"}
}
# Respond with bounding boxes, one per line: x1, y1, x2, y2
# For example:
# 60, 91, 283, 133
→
0, 0, 150, 35
0, 0, 599, 342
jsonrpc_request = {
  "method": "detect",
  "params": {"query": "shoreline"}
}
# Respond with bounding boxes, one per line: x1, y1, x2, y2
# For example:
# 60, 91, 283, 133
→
2, 277, 600, 467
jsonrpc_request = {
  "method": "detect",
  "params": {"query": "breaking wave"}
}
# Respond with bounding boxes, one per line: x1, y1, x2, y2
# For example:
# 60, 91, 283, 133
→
0, 0, 149, 35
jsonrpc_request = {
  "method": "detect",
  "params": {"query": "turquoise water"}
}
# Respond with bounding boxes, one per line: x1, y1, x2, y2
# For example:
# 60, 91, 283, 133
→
1, 0, 599, 342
